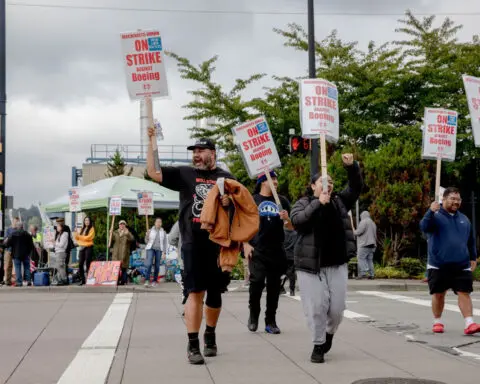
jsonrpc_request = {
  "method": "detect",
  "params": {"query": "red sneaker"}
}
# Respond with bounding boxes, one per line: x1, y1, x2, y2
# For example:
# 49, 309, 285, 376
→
464, 323, 480, 335
432, 323, 445, 333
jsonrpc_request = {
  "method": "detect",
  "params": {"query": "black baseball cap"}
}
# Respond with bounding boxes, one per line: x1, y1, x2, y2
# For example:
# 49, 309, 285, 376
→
187, 138, 216, 151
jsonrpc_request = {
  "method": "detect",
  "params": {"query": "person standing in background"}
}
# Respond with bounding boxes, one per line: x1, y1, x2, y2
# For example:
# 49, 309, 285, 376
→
4, 221, 34, 287
354, 211, 377, 280
144, 217, 168, 287
74, 217, 96, 285
111, 220, 135, 285
55, 218, 74, 284
54, 223, 69, 286
3, 217, 19, 286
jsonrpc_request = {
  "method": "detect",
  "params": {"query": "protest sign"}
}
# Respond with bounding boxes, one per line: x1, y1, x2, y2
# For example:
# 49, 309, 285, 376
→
422, 108, 457, 200
86, 261, 122, 286
68, 188, 81, 212
462, 75, 480, 147
108, 196, 122, 249
121, 29, 169, 100
109, 196, 122, 216
137, 191, 154, 216
422, 108, 457, 161
42, 226, 56, 250
299, 79, 339, 142
231, 117, 281, 179
300, 78, 340, 191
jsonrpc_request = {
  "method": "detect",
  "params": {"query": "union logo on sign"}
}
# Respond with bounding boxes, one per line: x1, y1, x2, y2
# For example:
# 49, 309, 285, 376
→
447, 115, 457, 126
327, 87, 338, 100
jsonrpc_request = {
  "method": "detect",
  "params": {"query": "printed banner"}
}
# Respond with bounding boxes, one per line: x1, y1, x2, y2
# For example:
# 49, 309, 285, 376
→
231, 116, 282, 178
42, 226, 56, 249
86, 261, 122, 286
109, 196, 122, 216
462, 75, 480, 147
137, 191, 154, 216
299, 79, 340, 142
121, 29, 169, 100
68, 188, 81, 212
422, 108, 457, 161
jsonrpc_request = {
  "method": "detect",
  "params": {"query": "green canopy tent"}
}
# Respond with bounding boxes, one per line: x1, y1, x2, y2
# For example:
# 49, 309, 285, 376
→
43, 176, 179, 258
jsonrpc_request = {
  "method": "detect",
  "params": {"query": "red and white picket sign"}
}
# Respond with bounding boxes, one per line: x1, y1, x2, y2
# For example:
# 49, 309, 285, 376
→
422, 108, 457, 161
463, 75, 480, 147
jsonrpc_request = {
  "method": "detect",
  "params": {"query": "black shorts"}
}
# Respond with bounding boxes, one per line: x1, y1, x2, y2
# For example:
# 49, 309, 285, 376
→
427, 267, 473, 295
182, 240, 229, 294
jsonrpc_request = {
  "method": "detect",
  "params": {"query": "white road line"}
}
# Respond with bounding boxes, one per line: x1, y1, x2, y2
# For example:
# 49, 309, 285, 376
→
357, 291, 480, 317
285, 294, 371, 320
453, 347, 480, 360
344, 310, 371, 320
57, 293, 133, 384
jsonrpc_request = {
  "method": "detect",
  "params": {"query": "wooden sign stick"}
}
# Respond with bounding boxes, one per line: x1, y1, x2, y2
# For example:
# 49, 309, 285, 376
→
145, 96, 161, 173
108, 215, 115, 249
435, 157, 442, 202
320, 134, 328, 192
146, 215, 149, 231
265, 170, 289, 225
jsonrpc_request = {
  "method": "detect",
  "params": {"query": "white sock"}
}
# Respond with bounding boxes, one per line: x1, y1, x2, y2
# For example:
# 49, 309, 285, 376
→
434, 318, 442, 325
465, 317, 474, 328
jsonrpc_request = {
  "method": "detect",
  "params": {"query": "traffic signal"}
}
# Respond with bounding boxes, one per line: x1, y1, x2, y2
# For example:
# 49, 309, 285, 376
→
290, 136, 311, 154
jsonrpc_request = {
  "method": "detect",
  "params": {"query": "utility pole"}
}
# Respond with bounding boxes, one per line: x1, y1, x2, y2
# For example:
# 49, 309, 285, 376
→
0, 0, 6, 237
307, 0, 319, 177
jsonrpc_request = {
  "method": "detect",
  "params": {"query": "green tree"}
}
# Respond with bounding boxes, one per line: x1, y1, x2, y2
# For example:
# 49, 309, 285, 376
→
105, 149, 133, 178
166, 10, 480, 261
362, 139, 432, 265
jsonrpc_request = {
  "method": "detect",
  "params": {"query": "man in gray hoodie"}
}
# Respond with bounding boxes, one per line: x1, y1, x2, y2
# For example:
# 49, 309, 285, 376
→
354, 211, 377, 279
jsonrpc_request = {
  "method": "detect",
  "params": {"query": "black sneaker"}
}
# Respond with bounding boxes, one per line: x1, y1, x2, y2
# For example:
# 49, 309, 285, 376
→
265, 322, 281, 334
311, 344, 325, 363
290, 290, 295, 297
248, 312, 259, 332
203, 332, 217, 357
324, 333, 334, 354
280, 287, 287, 295
187, 342, 205, 365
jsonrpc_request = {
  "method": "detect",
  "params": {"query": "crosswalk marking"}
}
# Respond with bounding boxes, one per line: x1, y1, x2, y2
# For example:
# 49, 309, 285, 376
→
357, 291, 480, 316
57, 293, 133, 384
284, 294, 371, 320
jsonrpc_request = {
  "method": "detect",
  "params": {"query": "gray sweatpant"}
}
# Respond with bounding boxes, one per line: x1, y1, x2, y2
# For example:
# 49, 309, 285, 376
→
297, 264, 348, 345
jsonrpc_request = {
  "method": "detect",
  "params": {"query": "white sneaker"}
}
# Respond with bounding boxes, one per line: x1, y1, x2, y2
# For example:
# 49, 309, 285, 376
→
151, 282, 158, 288
144, 282, 150, 287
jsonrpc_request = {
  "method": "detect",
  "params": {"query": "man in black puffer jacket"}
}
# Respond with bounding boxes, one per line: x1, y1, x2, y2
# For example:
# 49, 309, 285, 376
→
291, 153, 362, 364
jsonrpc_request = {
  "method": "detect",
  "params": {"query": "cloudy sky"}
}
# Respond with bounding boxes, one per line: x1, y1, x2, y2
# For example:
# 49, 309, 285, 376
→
4, 0, 479, 207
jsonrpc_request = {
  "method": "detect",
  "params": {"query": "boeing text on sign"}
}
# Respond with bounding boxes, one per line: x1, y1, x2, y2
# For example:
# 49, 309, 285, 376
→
232, 117, 282, 178
121, 30, 169, 100
299, 78, 340, 142
422, 108, 458, 161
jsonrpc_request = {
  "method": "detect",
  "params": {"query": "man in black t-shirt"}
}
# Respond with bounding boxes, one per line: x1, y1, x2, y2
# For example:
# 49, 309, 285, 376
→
243, 171, 292, 335
147, 131, 234, 365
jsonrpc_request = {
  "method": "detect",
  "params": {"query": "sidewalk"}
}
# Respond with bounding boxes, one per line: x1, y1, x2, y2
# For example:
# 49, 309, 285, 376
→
1, 279, 479, 294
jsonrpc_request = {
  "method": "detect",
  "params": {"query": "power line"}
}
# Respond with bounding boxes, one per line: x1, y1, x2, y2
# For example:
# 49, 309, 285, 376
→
6, 2, 480, 17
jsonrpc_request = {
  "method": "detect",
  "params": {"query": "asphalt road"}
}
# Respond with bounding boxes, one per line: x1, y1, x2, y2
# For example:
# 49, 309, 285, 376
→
1, 283, 479, 384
